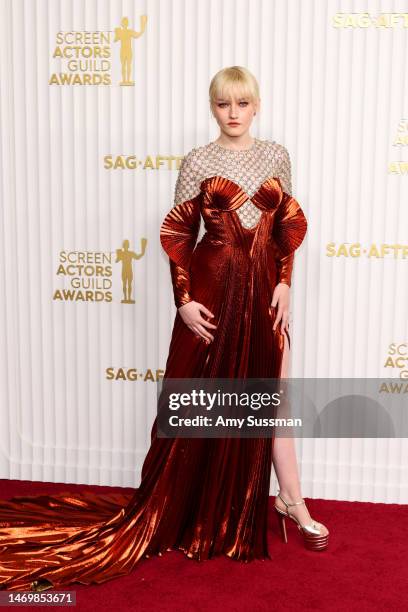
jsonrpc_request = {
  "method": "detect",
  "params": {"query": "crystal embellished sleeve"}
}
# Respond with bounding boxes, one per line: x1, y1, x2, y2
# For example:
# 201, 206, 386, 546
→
160, 152, 202, 308
274, 144, 292, 196
174, 150, 202, 205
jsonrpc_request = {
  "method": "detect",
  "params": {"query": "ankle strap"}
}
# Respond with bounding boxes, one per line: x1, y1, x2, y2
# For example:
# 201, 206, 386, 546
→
277, 490, 305, 508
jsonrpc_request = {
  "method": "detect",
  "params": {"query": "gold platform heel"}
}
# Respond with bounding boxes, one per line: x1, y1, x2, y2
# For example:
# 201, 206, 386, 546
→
274, 490, 329, 551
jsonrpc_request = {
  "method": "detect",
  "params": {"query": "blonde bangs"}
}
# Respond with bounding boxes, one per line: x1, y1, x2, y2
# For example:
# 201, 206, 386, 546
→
209, 66, 259, 106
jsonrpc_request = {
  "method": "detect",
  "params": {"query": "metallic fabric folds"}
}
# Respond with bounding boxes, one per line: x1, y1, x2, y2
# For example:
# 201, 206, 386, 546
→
0, 174, 307, 592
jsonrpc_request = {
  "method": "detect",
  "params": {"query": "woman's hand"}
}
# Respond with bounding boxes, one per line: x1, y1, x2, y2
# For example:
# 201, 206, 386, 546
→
178, 301, 217, 344
271, 283, 290, 334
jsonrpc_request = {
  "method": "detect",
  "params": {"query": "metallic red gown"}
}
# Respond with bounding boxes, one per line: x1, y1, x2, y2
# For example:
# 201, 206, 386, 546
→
0, 139, 307, 592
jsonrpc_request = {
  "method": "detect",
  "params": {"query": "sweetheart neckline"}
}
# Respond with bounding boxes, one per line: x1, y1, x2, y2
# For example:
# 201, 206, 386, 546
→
199, 174, 283, 202
199, 175, 283, 233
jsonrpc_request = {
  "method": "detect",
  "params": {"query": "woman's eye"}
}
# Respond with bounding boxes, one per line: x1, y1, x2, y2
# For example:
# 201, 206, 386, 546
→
218, 102, 248, 108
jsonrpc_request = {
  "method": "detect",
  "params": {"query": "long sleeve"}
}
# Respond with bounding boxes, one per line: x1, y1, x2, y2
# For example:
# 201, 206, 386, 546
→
160, 152, 202, 308
272, 145, 307, 287
274, 143, 293, 197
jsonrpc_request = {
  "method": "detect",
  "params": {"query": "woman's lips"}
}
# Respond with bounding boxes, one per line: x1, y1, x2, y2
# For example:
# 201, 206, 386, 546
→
228, 123, 240, 126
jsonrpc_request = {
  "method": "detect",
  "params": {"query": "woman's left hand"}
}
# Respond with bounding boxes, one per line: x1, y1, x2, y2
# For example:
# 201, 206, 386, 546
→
271, 282, 290, 334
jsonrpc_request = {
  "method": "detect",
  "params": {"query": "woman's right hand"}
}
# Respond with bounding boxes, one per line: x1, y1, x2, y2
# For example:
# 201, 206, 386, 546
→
178, 301, 217, 344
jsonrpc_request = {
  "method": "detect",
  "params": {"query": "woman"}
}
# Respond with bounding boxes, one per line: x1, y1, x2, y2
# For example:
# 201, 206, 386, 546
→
0, 66, 328, 593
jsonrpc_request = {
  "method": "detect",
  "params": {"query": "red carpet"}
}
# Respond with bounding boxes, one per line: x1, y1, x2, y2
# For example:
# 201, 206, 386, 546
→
1, 479, 407, 611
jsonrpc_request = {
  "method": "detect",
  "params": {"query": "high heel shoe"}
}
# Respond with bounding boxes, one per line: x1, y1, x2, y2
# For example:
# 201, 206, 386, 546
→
274, 490, 329, 551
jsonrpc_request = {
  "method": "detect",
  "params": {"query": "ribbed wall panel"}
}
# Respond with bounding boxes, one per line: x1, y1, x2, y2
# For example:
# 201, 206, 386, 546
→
0, 0, 407, 502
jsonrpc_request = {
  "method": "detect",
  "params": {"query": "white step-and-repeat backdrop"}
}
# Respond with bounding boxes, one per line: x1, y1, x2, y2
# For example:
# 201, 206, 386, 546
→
0, 0, 407, 503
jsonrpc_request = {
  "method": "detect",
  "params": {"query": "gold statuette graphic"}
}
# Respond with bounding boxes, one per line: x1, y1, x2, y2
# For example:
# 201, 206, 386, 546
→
115, 238, 147, 303
114, 15, 147, 86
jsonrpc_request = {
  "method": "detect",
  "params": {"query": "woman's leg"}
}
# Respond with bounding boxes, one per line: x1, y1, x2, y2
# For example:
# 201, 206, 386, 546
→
272, 332, 328, 533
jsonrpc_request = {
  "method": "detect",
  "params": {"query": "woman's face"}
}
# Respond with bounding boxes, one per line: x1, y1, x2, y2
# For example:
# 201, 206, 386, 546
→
211, 90, 259, 139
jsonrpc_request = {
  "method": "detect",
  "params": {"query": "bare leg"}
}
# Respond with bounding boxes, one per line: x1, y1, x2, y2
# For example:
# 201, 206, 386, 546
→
272, 331, 328, 534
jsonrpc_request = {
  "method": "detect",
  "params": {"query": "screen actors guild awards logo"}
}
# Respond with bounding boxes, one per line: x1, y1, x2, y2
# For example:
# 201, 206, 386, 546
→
54, 239, 147, 303
115, 238, 147, 303
49, 15, 147, 86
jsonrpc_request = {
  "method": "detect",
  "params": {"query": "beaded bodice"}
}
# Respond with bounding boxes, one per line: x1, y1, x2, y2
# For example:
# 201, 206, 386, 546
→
173, 138, 293, 229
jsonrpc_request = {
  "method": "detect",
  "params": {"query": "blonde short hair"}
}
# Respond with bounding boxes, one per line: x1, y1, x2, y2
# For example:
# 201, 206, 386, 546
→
209, 66, 260, 108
